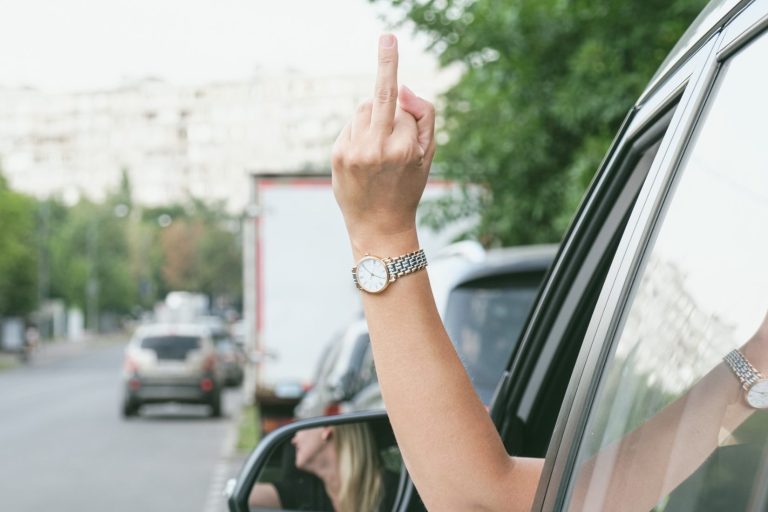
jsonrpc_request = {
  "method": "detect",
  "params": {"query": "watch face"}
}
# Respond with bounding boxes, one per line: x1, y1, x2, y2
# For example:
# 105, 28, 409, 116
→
355, 257, 389, 293
746, 379, 768, 409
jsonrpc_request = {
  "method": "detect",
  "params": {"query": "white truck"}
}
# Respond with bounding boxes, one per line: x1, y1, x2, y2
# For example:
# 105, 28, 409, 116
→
242, 172, 465, 433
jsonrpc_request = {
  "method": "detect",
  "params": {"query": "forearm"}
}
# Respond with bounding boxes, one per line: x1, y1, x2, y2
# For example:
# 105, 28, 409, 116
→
572, 331, 767, 511
352, 231, 538, 511
248, 483, 282, 509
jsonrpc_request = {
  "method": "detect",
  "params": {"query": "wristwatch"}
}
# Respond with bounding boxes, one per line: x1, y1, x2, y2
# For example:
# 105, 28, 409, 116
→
723, 349, 768, 409
352, 248, 427, 294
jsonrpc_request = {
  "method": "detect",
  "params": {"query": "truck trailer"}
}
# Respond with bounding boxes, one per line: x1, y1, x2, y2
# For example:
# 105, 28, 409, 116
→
242, 172, 466, 434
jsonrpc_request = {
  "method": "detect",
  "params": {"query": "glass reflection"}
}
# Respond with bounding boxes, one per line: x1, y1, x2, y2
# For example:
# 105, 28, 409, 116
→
565, 30, 768, 512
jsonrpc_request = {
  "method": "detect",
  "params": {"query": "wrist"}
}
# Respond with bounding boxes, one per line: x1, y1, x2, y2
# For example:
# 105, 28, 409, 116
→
349, 227, 420, 261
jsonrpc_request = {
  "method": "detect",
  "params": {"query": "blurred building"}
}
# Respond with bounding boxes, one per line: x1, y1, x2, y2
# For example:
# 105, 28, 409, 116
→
617, 255, 737, 395
0, 71, 446, 211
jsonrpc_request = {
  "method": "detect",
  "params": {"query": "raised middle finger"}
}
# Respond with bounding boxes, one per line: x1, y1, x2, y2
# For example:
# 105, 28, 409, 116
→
370, 34, 399, 136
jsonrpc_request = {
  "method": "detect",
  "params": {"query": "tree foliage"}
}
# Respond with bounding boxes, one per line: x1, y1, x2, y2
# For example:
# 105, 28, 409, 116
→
38, 178, 242, 327
374, 0, 707, 245
0, 174, 38, 316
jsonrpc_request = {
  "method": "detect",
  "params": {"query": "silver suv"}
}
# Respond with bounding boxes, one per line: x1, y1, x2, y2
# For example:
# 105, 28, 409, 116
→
121, 323, 223, 418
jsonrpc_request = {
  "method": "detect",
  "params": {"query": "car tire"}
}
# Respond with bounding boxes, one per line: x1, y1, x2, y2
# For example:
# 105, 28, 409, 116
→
210, 393, 222, 418
122, 400, 140, 418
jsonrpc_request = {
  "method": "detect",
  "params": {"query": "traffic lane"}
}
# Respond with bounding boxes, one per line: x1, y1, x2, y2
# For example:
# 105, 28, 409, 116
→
0, 341, 241, 512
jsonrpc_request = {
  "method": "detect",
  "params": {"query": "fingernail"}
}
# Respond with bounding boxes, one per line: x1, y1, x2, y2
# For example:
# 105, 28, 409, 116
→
379, 34, 396, 48
401, 84, 413, 96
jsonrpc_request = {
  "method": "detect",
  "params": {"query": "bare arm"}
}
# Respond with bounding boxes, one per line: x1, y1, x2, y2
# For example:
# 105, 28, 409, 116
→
331, 34, 542, 511
248, 483, 282, 509
571, 314, 768, 511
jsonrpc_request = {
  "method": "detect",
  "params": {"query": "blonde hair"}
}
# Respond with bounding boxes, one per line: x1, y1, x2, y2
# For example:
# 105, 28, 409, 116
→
334, 423, 384, 512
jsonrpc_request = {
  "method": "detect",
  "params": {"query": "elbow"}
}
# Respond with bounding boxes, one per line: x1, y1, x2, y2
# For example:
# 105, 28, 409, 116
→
420, 456, 540, 512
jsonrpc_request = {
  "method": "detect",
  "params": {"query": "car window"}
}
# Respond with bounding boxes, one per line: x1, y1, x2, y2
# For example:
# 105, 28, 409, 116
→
140, 335, 202, 359
312, 338, 343, 385
444, 274, 542, 402
562, 29, 768, 512
358, 341, 377, 388
329, 332, 371, 397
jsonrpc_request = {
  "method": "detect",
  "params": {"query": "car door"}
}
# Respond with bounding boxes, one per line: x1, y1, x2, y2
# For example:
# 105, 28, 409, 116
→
535, 1, 768, 510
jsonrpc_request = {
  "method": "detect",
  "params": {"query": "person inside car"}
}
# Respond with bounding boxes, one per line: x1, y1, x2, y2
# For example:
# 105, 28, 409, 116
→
248, 422, 398, 511
330, 33, 768, 512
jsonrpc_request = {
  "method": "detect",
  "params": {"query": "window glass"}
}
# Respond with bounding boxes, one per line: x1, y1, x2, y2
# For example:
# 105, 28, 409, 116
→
564, 31, 768, 512
140, 335, 201, 360
444, 276, 541, 404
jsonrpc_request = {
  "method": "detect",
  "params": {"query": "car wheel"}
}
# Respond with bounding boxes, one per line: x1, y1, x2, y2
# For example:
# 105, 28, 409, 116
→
122, 400, 140, 418
210, 393, 222, 418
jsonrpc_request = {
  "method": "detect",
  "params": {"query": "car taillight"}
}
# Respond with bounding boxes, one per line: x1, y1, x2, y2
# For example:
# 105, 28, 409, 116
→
202, 354, 216, 372
200, 378, 215, 392
323, 402, 341, 416
128, 378, 141, 391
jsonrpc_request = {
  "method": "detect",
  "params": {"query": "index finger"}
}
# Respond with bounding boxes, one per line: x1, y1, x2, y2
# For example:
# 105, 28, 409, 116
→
370, 34, 399, 134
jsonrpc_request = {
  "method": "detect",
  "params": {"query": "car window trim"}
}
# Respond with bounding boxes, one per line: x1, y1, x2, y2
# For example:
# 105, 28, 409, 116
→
517, 109, 671, 423
527, 101, 680, 510
537, 31, 727, 511
489, 92, 668, 446
637, 0, 752, 105
719, 0, 768, 58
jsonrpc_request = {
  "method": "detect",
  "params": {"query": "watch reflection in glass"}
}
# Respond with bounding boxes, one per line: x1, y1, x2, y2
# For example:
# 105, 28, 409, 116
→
747, 380, 768, 409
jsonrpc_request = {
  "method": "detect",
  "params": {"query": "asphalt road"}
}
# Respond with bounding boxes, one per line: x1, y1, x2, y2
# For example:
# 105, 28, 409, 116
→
0, 339, 246, 512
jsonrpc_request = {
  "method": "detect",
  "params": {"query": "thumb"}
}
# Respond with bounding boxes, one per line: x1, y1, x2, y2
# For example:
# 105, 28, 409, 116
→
399, 85, 435, 152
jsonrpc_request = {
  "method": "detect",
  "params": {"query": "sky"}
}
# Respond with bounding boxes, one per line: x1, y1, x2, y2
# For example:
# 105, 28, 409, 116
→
0, 0, 441, 92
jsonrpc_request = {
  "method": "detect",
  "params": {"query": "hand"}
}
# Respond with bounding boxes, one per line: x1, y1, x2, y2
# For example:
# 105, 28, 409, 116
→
331, 34, 437, 257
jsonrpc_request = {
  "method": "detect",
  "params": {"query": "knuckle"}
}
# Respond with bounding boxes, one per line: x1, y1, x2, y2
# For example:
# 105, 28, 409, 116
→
375, 86, 397, 104
357, 148, 382, 168
378, 53, 396, 65
356, 99, 373, 114
388, 144, 412, 164
331, 146, 346, 170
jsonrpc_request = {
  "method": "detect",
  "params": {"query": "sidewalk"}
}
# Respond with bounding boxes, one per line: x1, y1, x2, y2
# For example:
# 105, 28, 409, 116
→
0, 332, 129, 371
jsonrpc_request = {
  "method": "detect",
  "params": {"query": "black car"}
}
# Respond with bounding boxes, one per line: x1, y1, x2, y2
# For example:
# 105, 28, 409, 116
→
229, 1, 768, 510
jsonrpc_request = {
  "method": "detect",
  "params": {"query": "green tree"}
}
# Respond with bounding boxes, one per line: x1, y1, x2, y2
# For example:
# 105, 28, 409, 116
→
375, 0, 706, 245
46, 199, 138, 317
157, 209, 242, 306
0, 174, 38, 316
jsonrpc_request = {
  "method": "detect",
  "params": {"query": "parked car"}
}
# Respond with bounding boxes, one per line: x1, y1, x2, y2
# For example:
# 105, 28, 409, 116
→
442, 245, 556, 404
294, 319, 374, 419
349, 244, 556, 411
121, 323, 223, 418
213, 336, 246, 387
229, 1, 768, 510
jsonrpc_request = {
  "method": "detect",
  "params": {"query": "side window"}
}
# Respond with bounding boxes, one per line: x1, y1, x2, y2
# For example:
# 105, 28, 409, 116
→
562, 31, 768, 511
358, 338, 376, 387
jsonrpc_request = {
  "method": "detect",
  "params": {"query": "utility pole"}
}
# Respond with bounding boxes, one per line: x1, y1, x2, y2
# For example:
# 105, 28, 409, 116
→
86, 217, 99, 333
